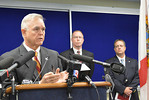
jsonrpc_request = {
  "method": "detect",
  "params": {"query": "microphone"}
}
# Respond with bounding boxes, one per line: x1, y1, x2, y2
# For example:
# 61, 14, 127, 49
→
105, 74, 114, 91
110, 63, 125, 73
85, 75, 96, 89
105, 74, 114, 99
73, 54, 125, 73
13, 51, 35, 68
0, 57, 14, 69
58, 55, 70, 64
33, 57, 49, 84
8, 51, 35, 71
73, 54, 110, 66
58, 55, 81, 65
0, 51, 35, 82
58, 55, 82, 72
79, 64, 96, 88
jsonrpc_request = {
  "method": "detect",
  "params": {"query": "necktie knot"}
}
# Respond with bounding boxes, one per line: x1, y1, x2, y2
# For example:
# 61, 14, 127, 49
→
77, 50, 80, 54
35, 51, 38, 57
120, 59, 124, 65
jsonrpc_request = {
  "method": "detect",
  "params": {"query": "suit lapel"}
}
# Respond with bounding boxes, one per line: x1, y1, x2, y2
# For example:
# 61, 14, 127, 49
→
19, 44, 37, 80
68, 48, 74, 60
113, 56, 120, 63
82, 49, 87, 56
125, 57, 130, 78
40, 47, 50, 77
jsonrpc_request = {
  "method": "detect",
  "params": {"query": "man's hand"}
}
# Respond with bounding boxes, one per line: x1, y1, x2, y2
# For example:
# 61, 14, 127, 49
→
124, 87, 132, 96
40, 72, 60, 84
57, 70, 68, 83
39, 68, 68, 84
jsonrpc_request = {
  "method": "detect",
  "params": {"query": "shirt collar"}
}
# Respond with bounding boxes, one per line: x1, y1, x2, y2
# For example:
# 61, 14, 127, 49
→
23, 42, 40, 53
23, 42, 41, 62
73, 47, 82, 55
116, 55, 125, 65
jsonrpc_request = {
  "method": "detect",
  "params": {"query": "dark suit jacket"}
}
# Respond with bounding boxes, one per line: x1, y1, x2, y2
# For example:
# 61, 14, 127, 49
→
60, 48, 94, 81
1, 44, 62, 84
105, 56, 139, 100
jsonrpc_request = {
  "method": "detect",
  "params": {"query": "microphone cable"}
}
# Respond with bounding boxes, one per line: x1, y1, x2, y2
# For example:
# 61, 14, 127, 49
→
85, 75, 100, 100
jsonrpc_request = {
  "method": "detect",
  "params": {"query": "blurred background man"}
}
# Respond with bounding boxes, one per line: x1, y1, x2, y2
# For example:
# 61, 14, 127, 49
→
60, 30, 94, 81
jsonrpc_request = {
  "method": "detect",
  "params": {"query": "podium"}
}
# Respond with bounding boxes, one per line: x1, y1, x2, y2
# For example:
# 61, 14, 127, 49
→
5, 81, 111, 100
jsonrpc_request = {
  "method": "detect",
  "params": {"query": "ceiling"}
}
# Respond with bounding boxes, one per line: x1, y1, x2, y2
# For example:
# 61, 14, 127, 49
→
16, 0, 140, 9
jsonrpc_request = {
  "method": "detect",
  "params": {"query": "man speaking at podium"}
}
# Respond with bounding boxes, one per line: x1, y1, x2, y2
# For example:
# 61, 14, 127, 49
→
1, 13, 68, 84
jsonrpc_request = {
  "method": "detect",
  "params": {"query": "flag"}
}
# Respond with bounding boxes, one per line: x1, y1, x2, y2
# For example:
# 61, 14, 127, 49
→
138, 0, 149, 100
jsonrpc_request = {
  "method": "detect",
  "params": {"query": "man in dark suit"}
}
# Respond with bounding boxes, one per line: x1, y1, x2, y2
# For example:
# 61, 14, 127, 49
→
1, 13, 68, 84
105, 39, 139, 100
60, 30, 94, 81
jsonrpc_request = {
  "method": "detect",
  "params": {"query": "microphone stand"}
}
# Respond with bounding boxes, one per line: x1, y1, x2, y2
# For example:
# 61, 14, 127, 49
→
66, 61, 78, 100
0, 74, 16, 99
58, 55, 81, 100
105, 74, 114, 100
11, 76, 15, 95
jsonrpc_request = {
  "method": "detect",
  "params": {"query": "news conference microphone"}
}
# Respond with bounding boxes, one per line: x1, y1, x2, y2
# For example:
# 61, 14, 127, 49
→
110, 63, 125, 73
105, 74, 114, 89
13, 51, 35, 68
58, 55, 70, 64
0, 51, 35, 82
105, 74, 114, 100
73, 54, 125, 73
73, 54, 110, 66
0, 57, 14, 69
33, 57, 49, 84
58, 55, 81, 64
58, 55, 82, 72
79, 64, 96, 88
85, 75, 96, 88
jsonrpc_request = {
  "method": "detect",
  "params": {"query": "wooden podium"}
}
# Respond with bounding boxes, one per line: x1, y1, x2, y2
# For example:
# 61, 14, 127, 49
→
5, 81, 111, 100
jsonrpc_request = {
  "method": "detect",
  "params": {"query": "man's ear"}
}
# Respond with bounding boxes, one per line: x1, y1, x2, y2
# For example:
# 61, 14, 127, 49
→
21, 29, 26, 37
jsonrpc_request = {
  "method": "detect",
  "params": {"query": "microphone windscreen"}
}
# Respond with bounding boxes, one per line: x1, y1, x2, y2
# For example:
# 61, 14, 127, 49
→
110, 63, 125, 73
14, 51, 35, 67
0, 57, 14, 69
73, 54, 93, 63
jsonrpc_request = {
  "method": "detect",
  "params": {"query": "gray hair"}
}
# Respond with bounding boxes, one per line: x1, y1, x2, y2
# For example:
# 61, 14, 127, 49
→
21, 13, 44, 29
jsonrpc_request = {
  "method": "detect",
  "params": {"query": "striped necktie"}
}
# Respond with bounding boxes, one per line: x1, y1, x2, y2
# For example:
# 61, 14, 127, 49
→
34, 51, 41, 79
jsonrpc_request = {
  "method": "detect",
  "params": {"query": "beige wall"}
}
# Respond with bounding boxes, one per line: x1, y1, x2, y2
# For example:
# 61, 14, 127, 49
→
19, 0, 140, 9
0, 0, 140, 15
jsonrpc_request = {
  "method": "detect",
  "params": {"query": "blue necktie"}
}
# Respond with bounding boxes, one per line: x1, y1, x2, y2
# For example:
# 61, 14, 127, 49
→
120, 59, 124, 66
